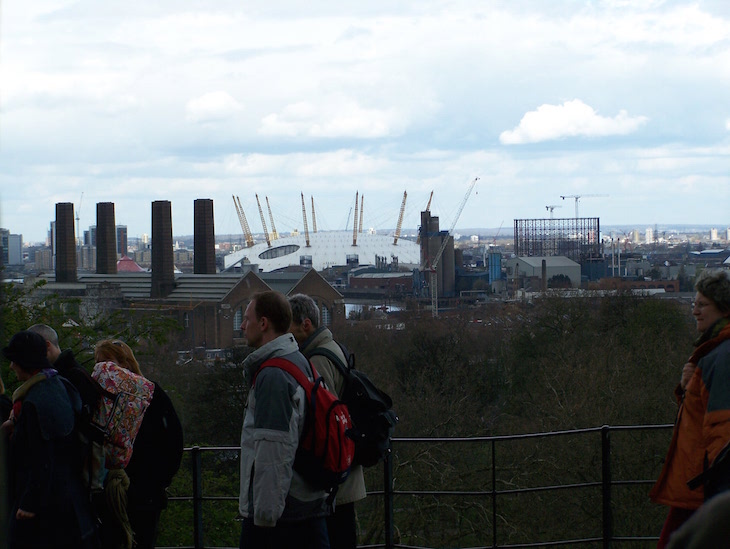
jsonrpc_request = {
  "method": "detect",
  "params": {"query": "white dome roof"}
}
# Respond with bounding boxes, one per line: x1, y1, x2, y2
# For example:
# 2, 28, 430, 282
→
224, 231, 420, 272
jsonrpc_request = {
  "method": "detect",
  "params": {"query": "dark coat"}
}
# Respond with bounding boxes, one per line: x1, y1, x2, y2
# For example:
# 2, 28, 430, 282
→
126, 382, 183, 506
54, 349, 103, 415
8, 374, 98, 549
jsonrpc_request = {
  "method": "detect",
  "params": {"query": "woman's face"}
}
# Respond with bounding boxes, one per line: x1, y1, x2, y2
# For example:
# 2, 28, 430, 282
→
693, 292, 729, 333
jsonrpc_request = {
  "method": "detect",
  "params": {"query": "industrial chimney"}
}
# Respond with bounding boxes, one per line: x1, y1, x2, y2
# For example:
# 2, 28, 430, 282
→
194, 198, 216, 274
96, 202, 117, 274
55, 203, 77, 282
150, 200, 175, 298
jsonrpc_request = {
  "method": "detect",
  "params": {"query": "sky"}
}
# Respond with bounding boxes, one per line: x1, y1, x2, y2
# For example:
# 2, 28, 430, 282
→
1, 0, 729, 244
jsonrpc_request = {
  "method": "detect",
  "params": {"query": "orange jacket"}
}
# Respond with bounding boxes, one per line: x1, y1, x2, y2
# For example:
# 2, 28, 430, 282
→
650, 322, 730, 509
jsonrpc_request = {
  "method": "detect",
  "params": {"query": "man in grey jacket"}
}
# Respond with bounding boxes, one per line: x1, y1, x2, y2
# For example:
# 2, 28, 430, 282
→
239, 291, 331, 549
289, 294, 367, 549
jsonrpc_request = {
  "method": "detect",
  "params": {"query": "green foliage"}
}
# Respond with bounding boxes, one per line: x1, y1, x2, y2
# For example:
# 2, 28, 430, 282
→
0, 281, 180, 393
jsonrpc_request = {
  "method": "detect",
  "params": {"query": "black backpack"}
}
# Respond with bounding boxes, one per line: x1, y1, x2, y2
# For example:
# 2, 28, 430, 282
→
309, 342, 398, 467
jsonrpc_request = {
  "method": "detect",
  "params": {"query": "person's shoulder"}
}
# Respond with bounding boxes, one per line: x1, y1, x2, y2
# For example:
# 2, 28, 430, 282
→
55, 349, 81, 370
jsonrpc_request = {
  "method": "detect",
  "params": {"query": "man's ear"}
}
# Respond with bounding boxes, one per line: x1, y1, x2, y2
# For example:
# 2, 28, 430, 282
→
260, 316, 270, 332
303, 318, 313, 332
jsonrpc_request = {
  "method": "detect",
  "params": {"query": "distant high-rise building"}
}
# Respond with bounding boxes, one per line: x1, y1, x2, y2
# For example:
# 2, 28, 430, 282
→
49, 221, 57, 256
726, 228, 730, 242
35, 248, 53, 271
8, 234, 23, 265
116, 225, 128, 256
0, 228, 8, 266
645, 227, 653, 245
89, 225, 97, 247
632, 229, 640, 243
710, 228, 719, 242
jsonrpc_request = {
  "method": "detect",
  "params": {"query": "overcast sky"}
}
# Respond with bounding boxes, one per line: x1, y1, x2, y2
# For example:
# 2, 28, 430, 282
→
2, 0, 729, 244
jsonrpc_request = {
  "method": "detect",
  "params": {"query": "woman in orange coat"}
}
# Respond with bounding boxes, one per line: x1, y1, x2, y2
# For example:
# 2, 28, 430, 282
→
650, 269, 730, 548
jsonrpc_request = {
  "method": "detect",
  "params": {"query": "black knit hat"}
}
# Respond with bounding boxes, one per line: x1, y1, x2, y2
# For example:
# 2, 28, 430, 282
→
2, 331, 51, 372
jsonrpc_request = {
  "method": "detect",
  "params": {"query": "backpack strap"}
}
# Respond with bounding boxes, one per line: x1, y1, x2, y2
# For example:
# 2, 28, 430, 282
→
307, 347, 350, 379
254, 357, 318, 392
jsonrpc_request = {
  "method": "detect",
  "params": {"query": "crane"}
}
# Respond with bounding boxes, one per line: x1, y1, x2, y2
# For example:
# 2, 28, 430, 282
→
232, 195, 255, 247
560, 194, 609, 218
255, 194, 271, 247
265, 197, 279, 241
428, 177, 479, 317
393, 191, 407, 245
545, 205, 561, 219
492, 220, 504, 247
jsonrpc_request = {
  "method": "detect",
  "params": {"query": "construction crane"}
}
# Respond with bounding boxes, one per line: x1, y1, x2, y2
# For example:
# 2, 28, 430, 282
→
311, 196, 317, 233
492, 220, 504, 247
545, 204, 561, 218
255, 194, 271, 247
300, 193, 310, 247
232, 195, 255, 247
428, 177, 479, 317
352, 191, 359, 246
560, 194, 609, 218
265, 197, 279, 241
393, 191, 407, 245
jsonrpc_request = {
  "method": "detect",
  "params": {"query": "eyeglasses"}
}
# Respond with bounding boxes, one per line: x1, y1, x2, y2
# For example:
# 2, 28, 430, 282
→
692, 301, 713, 310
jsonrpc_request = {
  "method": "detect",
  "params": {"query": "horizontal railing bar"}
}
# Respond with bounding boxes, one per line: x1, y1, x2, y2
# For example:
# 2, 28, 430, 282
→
392, 481, 602, 497
180, 423, 674, 455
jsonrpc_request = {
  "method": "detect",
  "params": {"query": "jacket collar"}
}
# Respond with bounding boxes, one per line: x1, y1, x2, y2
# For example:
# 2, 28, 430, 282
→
242, 333, 299, 385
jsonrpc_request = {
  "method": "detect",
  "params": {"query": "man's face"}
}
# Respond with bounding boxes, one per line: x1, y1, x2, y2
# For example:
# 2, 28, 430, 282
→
241, 301, 263, 348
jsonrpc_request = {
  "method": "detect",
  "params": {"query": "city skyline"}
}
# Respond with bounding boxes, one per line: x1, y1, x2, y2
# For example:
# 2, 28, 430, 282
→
1, 1, 729, 243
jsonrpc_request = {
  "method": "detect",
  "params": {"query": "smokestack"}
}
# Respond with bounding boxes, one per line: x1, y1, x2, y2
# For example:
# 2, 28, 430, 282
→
55, 203, 77, 282
96, 202, 117, 274
151, 200, 175, 298
194, 198, 216, 274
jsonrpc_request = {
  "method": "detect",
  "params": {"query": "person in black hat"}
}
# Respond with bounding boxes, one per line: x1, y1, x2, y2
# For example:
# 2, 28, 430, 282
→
2, 330, 100, 549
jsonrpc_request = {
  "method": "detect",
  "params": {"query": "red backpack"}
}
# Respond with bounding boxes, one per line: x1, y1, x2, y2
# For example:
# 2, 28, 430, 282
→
255, 357, 355, 493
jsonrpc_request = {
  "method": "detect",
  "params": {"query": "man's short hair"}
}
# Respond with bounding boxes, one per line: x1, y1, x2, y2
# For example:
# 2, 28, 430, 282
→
288, 293, 320, 329
252, 291, 293, 334
27, 323, 59, 347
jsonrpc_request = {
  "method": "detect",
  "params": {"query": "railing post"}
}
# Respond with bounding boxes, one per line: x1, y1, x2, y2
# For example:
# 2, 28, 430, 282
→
492, 438, 497, 549
384, 442, 394, 549
192, 446, 203, 549
601, 426, 613, 549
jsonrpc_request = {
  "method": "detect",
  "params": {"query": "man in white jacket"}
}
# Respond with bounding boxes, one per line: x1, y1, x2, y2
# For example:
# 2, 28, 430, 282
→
239, 291, 331, 549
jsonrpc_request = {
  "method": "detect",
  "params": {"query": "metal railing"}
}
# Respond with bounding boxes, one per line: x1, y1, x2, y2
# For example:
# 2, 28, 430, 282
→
159, 424, 674, 549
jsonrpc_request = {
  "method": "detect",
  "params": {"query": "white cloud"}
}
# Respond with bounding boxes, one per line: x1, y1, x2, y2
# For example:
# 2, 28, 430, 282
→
726, 119, 730, 131
499, 100, 648, 145
259, 98, 405, 139
185, 91, 243, 123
